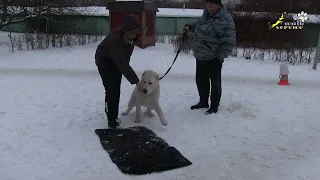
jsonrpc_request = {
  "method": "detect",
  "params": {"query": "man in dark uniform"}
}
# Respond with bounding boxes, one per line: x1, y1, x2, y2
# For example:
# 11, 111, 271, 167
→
95, 14, 145, 128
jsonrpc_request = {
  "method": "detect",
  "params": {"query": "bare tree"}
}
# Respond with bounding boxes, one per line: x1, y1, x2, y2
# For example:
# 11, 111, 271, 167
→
235, 0, 320, 13
0, 0, 93, 30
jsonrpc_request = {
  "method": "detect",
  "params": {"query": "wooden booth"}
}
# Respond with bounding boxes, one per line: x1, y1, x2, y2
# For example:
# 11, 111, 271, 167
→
107, 0, 158, 49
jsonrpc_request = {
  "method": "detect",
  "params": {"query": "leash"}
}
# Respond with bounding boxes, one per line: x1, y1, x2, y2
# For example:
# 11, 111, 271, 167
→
159, 30, 188, 80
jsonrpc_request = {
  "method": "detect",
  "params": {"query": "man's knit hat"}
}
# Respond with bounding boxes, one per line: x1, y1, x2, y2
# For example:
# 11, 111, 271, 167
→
206, 0, 222, 4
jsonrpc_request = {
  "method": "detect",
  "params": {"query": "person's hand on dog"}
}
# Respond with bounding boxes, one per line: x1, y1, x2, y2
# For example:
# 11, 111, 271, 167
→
136, 81, 143, 91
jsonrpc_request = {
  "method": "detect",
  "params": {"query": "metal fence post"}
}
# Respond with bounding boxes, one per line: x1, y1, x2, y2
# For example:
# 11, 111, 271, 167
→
312, 32, 320, 70
174, 17, 178, 35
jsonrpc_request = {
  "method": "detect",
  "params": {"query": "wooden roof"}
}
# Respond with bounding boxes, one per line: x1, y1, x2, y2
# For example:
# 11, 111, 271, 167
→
106, 0, 158, 12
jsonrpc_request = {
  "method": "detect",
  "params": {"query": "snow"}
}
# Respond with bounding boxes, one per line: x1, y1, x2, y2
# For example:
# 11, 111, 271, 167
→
1, 31, 320, 180
57, 7, 205, 18
155, 8, 204, 17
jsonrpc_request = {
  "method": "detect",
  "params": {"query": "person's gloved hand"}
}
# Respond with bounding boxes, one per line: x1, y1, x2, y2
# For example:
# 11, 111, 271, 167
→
135, 81, 143, 91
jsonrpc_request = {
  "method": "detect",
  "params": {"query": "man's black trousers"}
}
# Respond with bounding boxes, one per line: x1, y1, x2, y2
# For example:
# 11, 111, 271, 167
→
195, 58, 222, 108
96, 58, 122, 122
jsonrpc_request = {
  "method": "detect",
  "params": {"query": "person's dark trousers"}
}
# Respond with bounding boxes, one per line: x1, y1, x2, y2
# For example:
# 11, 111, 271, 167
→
191, 58, 222, 114
96, 58, 122, 125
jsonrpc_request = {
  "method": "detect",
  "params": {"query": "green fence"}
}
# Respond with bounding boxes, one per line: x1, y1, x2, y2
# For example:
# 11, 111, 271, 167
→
1, 14, 319, 47
156, 17, 198, 35
1, 15, 199, 35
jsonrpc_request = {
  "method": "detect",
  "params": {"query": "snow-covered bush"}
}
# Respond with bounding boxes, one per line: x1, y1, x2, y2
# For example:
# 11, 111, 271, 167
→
7, 31, 103, 52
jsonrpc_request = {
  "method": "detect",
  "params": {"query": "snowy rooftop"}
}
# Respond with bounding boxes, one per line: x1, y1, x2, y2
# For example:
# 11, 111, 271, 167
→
61, 7, 205, 18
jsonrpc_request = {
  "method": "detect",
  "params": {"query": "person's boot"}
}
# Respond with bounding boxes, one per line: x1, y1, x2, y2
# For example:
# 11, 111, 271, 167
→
190, 102, 209, 110
206, 93, 220, 114
205, 106, 218, 114
106, 99, 121, 129
108, 118, 121, 129
105, 103, 120, 129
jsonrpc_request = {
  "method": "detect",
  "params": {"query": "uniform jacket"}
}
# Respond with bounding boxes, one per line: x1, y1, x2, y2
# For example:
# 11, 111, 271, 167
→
186, 6, 236, 61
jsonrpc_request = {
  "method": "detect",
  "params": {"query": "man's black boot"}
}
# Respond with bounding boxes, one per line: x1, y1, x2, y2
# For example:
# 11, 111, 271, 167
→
205, 106, 218, 115
191, 102, 209, 110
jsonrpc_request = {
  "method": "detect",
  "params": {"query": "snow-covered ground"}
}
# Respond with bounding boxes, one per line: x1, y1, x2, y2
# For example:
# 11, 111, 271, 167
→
1, 32, 320, 180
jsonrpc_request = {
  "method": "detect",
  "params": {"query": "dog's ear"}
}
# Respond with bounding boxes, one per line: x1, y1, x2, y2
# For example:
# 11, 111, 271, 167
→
156, 74, 159, 80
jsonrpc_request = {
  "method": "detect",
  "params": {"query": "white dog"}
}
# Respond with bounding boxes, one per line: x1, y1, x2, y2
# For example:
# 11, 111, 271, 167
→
121, 70, 168, 126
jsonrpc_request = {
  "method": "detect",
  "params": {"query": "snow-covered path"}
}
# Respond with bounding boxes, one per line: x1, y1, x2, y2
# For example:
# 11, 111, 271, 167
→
1, 42, 320, 180
1, 43, 319, 87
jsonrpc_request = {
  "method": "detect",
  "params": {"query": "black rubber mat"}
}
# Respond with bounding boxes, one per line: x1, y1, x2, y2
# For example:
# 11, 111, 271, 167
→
95, 126, 192, 175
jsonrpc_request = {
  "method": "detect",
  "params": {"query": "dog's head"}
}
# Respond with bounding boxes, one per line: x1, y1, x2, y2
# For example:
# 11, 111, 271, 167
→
140, 70, 160, 95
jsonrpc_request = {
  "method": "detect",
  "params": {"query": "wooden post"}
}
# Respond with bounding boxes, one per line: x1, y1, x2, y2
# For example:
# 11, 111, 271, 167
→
141, 12, 146, 48
174, 17, 178, 35
141, 12, 146, 29
183, 0, 185, 11
109, 11, 112, 32
312, 32, 320, 70
153, 12, 156, 45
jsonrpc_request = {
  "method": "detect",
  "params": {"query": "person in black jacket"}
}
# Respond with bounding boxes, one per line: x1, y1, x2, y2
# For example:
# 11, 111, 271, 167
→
95, 14, 145, 128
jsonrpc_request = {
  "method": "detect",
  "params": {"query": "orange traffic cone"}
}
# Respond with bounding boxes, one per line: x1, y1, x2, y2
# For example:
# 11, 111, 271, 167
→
278, 74, 290, 85
278, 63, 290, 85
